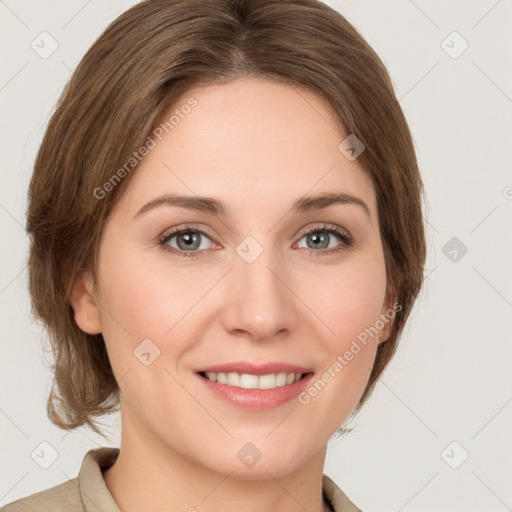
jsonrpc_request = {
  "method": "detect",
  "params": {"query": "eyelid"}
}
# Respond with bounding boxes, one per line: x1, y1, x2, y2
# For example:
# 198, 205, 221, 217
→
298, 222, 351, 239
158, 223, 216, 242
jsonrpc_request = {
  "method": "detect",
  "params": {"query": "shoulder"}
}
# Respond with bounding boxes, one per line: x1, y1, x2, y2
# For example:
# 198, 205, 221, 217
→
322, 473, 363, 512
1, 446, 120, 512
0, 478, 82, 512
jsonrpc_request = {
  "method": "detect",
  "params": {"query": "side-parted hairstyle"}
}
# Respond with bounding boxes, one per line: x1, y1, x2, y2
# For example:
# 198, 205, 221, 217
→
27, 0, 426, 436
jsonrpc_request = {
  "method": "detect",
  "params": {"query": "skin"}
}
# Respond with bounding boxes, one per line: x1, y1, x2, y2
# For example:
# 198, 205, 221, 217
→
71, 77, 393, 512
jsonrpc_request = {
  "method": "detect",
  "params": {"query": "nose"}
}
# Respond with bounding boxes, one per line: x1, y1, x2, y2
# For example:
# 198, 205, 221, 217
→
220, 245, 299, 342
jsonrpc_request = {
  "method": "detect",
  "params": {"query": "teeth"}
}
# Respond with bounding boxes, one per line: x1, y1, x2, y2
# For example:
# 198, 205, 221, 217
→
203, 371, 304, 389
259, 374, 276, 389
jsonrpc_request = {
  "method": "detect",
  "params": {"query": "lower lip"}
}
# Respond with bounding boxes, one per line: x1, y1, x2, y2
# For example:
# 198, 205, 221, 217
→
196, 372, 315, 410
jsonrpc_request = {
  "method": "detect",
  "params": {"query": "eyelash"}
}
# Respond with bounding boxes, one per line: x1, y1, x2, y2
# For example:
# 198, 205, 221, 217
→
158, 223, 352, 259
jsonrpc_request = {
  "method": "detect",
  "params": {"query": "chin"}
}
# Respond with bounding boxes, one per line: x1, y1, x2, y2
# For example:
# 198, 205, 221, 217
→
195, 433, 318, 480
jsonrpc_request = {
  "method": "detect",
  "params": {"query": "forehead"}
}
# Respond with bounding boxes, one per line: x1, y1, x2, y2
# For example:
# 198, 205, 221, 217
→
115, 77, 377, 221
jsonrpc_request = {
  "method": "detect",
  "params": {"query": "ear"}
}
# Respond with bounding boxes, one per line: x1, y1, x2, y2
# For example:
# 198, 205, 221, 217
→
377, 291, 398, 344
69, 271, 102, 335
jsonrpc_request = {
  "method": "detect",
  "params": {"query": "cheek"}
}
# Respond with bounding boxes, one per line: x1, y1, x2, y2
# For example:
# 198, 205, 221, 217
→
95, 243, 208, 368
307, 254, 387, 352
295, 258, 387, 421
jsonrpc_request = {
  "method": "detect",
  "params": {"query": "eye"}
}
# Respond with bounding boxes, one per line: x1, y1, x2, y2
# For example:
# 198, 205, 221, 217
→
158, 225, 215, 258
295, 224, 352, 256
158, 223, 352, 258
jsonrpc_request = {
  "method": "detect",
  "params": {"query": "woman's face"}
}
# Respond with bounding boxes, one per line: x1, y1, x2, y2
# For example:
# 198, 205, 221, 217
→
77, 77, 392, 477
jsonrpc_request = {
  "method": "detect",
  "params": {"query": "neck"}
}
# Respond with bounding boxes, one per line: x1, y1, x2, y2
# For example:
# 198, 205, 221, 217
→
103, 403, 330, 512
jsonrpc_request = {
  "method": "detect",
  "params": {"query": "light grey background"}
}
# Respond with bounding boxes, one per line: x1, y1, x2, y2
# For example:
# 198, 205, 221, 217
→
1, 1, 511, 510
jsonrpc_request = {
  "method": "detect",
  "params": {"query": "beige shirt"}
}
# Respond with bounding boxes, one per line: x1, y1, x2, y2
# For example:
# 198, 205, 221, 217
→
1, 447, 361, 511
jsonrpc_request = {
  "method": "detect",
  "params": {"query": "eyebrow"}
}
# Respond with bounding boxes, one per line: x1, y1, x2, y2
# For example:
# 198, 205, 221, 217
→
134, 192, 371, 220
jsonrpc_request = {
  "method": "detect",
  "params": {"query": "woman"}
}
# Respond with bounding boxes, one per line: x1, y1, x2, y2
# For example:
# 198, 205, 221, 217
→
1, 0, 426, 510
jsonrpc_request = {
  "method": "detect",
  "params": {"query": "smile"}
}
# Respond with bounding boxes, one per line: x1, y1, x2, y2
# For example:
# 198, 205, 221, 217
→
196, 371, 314, 410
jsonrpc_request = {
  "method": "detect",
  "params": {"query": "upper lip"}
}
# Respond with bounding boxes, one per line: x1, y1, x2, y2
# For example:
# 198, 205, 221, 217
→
195, 361, 313, 376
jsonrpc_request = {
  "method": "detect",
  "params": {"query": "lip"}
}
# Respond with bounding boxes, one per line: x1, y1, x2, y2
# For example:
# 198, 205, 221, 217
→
194, 361, 313, 375
195, 362, 315, 410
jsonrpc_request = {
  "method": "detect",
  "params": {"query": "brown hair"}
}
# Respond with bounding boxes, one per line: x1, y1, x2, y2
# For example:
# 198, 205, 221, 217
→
27, 0, 426, 437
